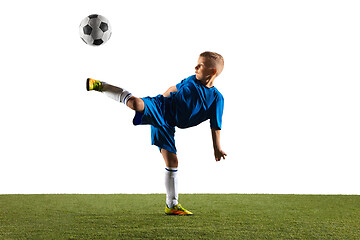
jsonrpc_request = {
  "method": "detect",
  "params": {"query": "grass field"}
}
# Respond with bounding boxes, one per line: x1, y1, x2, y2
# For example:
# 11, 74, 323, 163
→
0, 194, 359, 239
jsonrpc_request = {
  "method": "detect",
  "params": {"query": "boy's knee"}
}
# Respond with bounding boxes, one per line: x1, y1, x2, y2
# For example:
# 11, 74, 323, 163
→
161, 149, 178, 168
127, 97, 145, 112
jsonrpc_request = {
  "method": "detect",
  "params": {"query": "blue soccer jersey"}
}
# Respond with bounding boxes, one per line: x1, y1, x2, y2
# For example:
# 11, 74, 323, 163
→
133, 75, 224, 153
165, 75, 224, 129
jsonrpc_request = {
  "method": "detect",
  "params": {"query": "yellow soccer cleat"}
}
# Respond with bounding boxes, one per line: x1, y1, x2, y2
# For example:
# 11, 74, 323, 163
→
165, 204, 193, 216
86, 78, 103, 91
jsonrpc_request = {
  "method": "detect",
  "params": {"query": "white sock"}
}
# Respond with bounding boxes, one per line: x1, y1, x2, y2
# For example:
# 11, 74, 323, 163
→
165, 167, 178, 208
101, 82, 133, 105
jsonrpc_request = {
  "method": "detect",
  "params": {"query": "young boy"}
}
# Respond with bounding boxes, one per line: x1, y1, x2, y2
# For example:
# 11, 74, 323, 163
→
87, 51, 226, 215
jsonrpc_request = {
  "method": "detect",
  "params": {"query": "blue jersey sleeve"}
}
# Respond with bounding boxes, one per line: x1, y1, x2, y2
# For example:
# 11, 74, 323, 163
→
176, 78, 189, 92
210, 94, 224, 129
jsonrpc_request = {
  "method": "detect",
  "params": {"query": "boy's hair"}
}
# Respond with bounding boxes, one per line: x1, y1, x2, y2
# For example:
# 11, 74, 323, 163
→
200, 51, 224, 76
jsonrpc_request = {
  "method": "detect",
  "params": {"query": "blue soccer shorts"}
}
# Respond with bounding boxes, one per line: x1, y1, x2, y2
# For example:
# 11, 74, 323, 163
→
132, 95, 177, 154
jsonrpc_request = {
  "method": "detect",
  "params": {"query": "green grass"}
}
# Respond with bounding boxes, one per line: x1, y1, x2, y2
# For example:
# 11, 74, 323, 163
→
0, 194, 359, 239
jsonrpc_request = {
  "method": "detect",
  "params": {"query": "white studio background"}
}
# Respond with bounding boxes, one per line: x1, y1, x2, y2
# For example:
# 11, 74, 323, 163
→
0, 0, 359, 194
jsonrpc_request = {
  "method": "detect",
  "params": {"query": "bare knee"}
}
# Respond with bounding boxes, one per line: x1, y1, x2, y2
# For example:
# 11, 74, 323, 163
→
161, 149, 178, 168
127, 97, 145, 112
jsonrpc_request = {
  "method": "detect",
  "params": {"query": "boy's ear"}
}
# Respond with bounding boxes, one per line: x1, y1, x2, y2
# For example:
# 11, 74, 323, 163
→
212, 68, 217, 76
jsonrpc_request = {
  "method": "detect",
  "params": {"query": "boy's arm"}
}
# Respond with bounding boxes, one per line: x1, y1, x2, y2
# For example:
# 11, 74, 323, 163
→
162, 85, 177, 97
211, 128, 227, 161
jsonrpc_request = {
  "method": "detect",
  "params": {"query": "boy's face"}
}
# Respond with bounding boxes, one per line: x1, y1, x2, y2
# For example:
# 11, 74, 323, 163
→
195, 57, 216, 82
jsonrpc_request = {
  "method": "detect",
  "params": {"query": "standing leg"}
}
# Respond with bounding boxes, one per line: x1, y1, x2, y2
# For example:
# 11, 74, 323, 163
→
161, 148, 178, 168
161, 149, 193, 215
161, 149, 179, 208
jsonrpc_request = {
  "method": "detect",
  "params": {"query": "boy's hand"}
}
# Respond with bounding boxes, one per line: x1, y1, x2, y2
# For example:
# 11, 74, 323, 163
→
211, 128, 226, 161
214, 148, 227, 161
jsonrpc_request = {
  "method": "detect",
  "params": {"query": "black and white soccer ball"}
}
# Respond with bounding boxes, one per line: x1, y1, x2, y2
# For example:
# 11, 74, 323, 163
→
79, 14, 112, 46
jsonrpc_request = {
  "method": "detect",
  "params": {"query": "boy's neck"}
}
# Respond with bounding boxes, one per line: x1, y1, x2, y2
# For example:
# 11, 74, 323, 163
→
199, 76, 216, 88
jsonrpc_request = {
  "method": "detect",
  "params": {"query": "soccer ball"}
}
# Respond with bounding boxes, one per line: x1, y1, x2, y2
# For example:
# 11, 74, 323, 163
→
79, 14, 112, 46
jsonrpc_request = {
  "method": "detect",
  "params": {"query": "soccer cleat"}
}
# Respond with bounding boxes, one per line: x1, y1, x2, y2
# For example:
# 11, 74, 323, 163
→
165, 204, 193, 216
86, 78, 103, 91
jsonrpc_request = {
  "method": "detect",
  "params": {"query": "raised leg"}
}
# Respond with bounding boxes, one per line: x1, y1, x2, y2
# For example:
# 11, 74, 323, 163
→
126, 96, 145, 113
